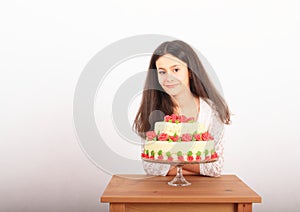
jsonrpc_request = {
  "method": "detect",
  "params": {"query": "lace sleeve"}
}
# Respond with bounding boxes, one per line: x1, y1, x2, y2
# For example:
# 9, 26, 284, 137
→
200, 109, 225, 177
141, 139, 171, 176
142, 160, 171, 176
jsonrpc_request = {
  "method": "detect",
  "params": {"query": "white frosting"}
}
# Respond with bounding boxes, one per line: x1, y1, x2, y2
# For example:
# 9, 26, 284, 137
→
154, 122, 207, 136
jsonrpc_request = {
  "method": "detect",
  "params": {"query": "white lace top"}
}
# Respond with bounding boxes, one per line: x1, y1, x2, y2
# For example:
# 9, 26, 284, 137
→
142, 98, 225, 177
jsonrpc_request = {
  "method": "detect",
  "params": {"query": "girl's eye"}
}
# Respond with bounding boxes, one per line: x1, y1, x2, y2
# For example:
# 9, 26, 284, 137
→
158, 70, 166, 75
173, 68, 179, 72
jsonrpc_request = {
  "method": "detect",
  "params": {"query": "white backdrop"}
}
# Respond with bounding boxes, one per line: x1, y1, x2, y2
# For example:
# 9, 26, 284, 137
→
1, 1, 300, 211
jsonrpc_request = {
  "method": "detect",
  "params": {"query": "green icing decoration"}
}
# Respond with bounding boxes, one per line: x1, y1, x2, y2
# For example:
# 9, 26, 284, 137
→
151, 150, 155, 156
205, 149, 209, 156
177, 151, 183, 156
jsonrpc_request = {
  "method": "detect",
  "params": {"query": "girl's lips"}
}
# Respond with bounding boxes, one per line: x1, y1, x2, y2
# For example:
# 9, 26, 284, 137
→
165, 84, 178, 88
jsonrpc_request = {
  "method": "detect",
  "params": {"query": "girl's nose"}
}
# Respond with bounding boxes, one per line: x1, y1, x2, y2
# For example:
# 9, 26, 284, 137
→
165, 71, 175, 82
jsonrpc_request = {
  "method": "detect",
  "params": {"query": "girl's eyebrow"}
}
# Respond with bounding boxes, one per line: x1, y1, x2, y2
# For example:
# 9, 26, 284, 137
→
157, 64, 181, 70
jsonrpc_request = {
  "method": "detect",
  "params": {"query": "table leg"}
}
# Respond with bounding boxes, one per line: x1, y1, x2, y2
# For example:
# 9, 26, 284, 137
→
110, 203, 125, 212
237, 203, 252, 212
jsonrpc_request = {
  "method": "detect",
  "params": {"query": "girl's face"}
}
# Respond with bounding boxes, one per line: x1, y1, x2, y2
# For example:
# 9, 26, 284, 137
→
156, 54, 190, 96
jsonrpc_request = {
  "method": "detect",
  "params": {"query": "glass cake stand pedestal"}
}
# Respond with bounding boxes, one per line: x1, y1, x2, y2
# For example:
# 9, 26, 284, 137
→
142, 158, 217, 186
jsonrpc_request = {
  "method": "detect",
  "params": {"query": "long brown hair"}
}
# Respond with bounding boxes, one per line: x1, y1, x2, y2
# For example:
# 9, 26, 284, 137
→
133, 40, 231, 138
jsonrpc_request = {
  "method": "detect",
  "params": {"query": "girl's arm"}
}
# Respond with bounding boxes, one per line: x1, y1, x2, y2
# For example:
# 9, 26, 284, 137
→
167, 165, 199, 175
143, 160, 171, 176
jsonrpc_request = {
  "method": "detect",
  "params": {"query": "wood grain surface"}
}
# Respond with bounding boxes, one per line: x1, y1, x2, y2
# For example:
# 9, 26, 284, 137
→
101, 175, 261, 204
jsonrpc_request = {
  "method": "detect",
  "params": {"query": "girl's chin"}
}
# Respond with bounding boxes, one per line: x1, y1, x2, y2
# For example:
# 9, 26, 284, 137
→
164, 90, 180, 97
163, 87, 189, 97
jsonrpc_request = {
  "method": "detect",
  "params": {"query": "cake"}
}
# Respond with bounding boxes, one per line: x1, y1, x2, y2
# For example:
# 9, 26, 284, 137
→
141, 114, 218, 162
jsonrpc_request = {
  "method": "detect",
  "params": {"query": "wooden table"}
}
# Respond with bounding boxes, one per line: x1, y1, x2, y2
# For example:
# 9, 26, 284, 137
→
101, 174, 261, 212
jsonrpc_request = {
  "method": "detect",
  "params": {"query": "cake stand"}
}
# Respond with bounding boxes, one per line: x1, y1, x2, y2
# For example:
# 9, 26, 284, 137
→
142, 158, 217, 186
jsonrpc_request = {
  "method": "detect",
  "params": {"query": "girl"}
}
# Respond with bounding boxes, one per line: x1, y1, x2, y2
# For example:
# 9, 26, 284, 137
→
133, 40, 231, 177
